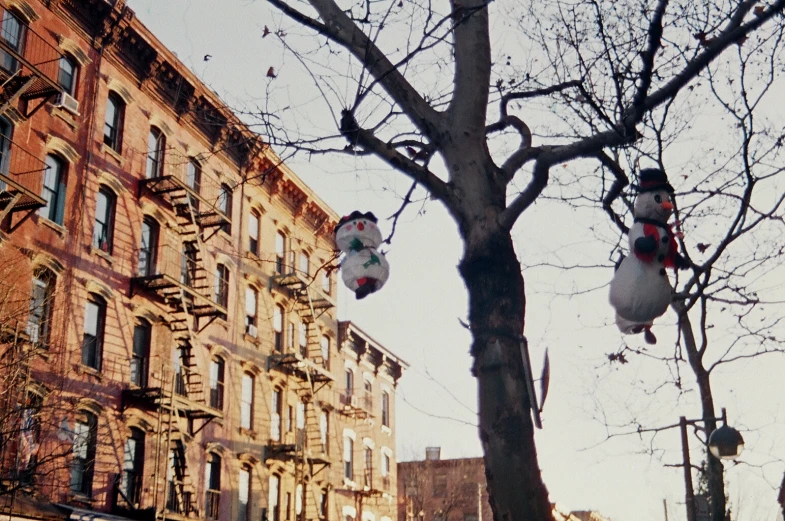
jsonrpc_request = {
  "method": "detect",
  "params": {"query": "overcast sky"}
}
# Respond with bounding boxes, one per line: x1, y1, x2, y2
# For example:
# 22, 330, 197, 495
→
124, 2, 785, 520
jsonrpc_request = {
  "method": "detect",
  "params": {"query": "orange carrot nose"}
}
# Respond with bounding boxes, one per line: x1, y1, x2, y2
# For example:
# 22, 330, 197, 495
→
661, 201, 674, 211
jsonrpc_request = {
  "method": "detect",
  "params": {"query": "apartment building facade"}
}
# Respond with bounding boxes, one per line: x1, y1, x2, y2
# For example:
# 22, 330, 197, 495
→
0, 4, 406, 521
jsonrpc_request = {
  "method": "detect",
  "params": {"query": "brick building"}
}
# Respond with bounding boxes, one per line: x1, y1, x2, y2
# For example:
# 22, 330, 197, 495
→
0, 4, 406, 521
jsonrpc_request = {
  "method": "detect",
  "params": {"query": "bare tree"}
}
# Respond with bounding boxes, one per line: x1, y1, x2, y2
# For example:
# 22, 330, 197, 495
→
250, 0, 785, 519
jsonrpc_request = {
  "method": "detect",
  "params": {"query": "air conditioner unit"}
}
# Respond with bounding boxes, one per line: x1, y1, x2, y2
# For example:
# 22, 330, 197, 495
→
246, 324, 258, 338
55, 93, 80, 115
350, 395, 359, 408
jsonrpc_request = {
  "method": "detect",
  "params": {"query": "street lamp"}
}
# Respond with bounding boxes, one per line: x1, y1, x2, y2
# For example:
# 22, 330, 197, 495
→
679, 408, 744, 521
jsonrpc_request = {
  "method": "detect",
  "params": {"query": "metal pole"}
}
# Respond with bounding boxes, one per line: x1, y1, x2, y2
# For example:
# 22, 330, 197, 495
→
478, 482, 482, 521
680, 417, 696, 521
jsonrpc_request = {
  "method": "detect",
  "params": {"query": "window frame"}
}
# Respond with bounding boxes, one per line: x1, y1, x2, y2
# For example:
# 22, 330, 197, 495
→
27, 270, 54, 346
381, 391, 390, 427
57, 55, 78, 96
275, 232, 286, 274
345, 369, 354, 396
0, 11, 25, 73
205, 453, 221, 521
298, 251, 309, 277
238, 465, 252, 521
130, 320, 151, 387
245, 287, 258, 331
343, 436, 354, 481
103, 92, 124, 152
248, 210, 260, 254
146, 127, 165, 179
81, 294, 106, 371
240, 373, 254, 430
139, 217, 159, 277
268, 474, 281, 521
218, 183, 232, 234
209, 357, 225, 410
214, 264, 230, 308
70, 410, 97, 496
273, 305, 283, 352
271, 388, 282, 441
41, 154, 66, 225
92, 186, 116, 254
121, 427, 145, 505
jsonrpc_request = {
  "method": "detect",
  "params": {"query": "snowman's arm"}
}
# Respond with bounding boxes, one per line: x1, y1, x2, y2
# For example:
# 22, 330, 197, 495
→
634, 235, 657, 254
629, 223, 660, 262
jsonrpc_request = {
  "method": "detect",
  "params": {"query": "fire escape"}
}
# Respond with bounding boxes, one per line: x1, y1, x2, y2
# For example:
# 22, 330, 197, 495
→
0, 6, 64, 230
268, 263, 336, 518
123, 151, 231, 521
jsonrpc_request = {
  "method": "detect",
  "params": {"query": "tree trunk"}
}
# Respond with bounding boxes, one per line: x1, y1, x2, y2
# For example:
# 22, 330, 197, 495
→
459, 230, 553, 521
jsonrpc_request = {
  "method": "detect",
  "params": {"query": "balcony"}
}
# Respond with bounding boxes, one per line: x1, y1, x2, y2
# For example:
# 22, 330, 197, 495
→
130, 244, 227, 324
0, 135, 47, 230
270, 270, 335, 322
268, 347, 334, 389
0, 6, 63, 117
122, 363, 222, 421
337, 390, 372, 418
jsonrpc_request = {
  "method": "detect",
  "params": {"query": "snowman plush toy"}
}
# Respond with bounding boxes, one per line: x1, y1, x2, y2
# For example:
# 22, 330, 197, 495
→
334, 211, 390, 300
609, 169, 689, 344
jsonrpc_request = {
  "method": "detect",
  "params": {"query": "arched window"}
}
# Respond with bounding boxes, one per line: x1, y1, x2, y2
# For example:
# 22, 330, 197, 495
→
205, 453, 221, 520
146, 127, 165, 179
103, 92, 124, 152
343, 436, 354, 480
238, 464, 252, 521
218, 183, 232, 233
120, 427, 145, 505
92, 186, 116, 253
248, 210, 260, 254
0, 10, 25, 72
26, 269, 54, 346
130, 320, 151, 387
58, 55, 78, 96
240, 373, 254, 430
40, 154, 66, 225
82, 294, 106, 370
214, 264, 229, 308
138, 217, 159, 276
70, 410, 97, 495
273, 305, 283, 351
209, 357, 225, 410
186, 158, 201, 211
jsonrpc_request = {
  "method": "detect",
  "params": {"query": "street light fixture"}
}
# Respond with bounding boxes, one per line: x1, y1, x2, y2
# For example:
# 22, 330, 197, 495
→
708, 424, 745, 460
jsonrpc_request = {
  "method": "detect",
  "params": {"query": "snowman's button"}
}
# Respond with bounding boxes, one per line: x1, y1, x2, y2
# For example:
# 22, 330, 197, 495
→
658, 254, 665, 262
662, 236, 669, 243
660, 268, 666, 276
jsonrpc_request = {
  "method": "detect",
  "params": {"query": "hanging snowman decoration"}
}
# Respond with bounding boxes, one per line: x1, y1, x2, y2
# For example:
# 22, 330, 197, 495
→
335, 211, 390, 300
609, 169, 689, 344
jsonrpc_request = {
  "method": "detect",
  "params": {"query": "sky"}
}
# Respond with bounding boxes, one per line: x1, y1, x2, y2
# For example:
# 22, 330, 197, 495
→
124, 2, 785, 520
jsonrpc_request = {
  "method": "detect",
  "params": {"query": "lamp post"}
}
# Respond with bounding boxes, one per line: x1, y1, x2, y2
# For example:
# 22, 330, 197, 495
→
678, 408, 744, 521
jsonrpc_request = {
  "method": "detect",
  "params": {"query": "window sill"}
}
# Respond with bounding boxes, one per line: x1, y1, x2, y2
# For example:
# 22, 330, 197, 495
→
91, 247, 115, 264
52, 105, 79, 129
381, 425, 392, 436
244, 333, 259, 344
100, 143, 125, 166
41, 218, 67, 238
76, 364, 102, 379
239, 427, 257, 439
68, 493, 97, 504
343, 478, 358, 489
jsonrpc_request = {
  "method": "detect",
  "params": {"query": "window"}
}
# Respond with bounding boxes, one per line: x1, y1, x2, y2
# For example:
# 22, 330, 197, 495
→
245, 288, 257, 333
219, 183, 232, 233
173, 347, 187, 397
70, 411, 97, 496
296, 401, 305, 431
343, 436, 353, 480
138, 218, 159, 276
186, 158, 201, 211
58, 55, 77, 96
146, 127, 165, 179
381, 453, 390, 477
345, 369, 354, 396
26, 270, 54, 346
0, 116, 11, 178
181, 242, 198, 287
92, 187, 115, 253
209, 358, 225, 410
205, 453, 221, 520
103, 93, 124, 152
82, 295, 105, 370
41, 155, 66, 225
238, 465, 251, 521
0, 11, 24, 72
433, 475, 447, 497
321, 269, 331, 295
214, 264, 229, 308
364, 447, 372, 487
319, 410, 329, 454
248, 211, 260, 254
121, 428, 144, 505
268, 475, 280, 521
130, 321, 151, 387
271, 388, 282, 441
275, 232, 286, 273
167, 441, 188, 514
298, 322, 307, 357
298, 252, 309, 276
295, 484, 303, 517
286, 405, 294, 433
240, 373, 254, 430
273, 305, 283, 352
381, 391, 390, 427
286, 322, 294, 352
320, 336, 330, 368
18, 394, 41, 474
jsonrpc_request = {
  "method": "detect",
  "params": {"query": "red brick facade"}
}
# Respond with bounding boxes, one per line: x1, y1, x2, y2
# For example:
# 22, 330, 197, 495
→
0, 3, 406, 521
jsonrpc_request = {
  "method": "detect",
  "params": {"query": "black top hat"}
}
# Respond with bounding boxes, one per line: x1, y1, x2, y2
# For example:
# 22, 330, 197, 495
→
637, 168, 674, 193
334, 211, 378, 235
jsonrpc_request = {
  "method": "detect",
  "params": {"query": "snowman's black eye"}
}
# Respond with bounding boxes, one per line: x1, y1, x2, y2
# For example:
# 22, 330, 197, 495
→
654, 194, 662, 203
